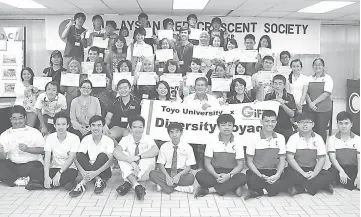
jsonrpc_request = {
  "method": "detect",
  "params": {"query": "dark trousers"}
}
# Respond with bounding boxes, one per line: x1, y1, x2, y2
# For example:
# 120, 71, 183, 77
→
0, 160, 43, 186
283, 167, 334, 195
329, 165, 358, 190
32, 167, 78, 187
303, 106, 331, 142
76, 152, 112, 180
196, 168, 247, 196
149, 169, 195, 194
246, 169, 286, 196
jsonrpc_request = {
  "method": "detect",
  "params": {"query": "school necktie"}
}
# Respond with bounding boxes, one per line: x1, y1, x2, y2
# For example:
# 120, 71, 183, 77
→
170, 145, 178, 177
134, 142, 140, 164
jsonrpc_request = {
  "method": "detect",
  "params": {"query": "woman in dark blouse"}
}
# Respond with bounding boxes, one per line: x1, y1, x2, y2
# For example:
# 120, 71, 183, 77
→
226, 78, 254, 104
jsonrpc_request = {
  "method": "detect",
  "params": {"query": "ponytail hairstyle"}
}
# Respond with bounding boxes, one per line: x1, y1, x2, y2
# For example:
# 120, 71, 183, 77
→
288, 59, 303, 84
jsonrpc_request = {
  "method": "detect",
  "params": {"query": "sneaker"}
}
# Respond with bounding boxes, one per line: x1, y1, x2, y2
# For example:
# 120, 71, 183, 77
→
94, 179, 106, 194
135, 185, 146, 200
235, 186, 243, 197
64, 181, 76, 191
194, 186, 209, 198
244, 190, 263, 200
25, 180, 43, 191
15, 177, 30, 186
156, 185, 162, 192
174, 186, 194, 193
69, 183, 86, 197
116, 181, 132, 196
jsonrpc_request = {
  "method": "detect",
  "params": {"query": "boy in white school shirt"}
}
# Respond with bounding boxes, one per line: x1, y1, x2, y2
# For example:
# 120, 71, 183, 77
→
149, 122, 196, 194
114, 115, 159, 200
69, 115, 114, 197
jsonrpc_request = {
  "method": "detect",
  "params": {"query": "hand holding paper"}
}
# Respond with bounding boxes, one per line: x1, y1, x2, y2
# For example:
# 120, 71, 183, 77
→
156, 49, 173, 62
82, 62, 94, 74
92, 37, 109, 49
157, 30, 173, 40
113, 72, 133, 87
137, 72, 157, 86
33, 77, 52, 91
87, 74, 106, 87
60, 73, 80, 87
160, 74, 182, 87
211, 78, 232, 92
186, 73, 206, 86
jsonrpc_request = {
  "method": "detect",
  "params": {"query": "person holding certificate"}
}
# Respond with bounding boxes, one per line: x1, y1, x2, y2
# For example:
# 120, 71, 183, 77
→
134, 58, 159, 100
181, 58, 203, 98
226, 78, 254, 104
42, 50, 67, 85
15, 67, 39, 127
105, 36, 127, 74
86, 46, 100, 62
104, 21, 119, 49
61, 60, 84, 111
251, 55, 275, 101
256, 35, 272, 72
70, 80, 102, 139
155, 38, 179, 71
85, 15, 106, 48
187, 14, 200, 45
243, 34, 257, 76
208, 17, 227, 47
135, 13, 156, 50
209, 63, 232, 104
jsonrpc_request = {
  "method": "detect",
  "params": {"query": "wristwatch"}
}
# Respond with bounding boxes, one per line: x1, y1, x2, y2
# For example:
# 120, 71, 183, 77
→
229, 173, 234, 178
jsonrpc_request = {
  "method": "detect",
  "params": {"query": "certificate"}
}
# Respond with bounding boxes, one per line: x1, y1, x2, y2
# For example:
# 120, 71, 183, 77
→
276, 66, 292, 77
87, 74, 106, 87
189, 28, 202, 40
160, 74, 182, 87
240, 50, 258, 62
92, 37, 109, 49
125, 37, 133, 46
257, 71, 274, 84
157, 30, 173, 40
60, 73, 80, 87
259, 47, 273, 59
33, 77, 52, 90
224, 49, 241, 63
113, 72, 133, 87
233, 75, 253, 90
145, 28, 153, 38
155, 49, 173, 62
186, 72, 206, 86
133, 46, 153, 57
193, 46, 208, 59
211, 78, 232, 92
137, 72, 156, 86
208, 47, 224, 60
81, 62, 94, 74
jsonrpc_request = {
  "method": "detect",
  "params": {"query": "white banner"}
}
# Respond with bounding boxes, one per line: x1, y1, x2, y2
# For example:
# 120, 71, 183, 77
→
45, 15, 320, 54
141, 100, 280, 144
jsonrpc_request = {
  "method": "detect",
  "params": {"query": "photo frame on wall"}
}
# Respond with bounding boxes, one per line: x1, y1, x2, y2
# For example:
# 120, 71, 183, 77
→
1, 67, 17, 80
2, 53, 17, 65
0, 80, 17, 97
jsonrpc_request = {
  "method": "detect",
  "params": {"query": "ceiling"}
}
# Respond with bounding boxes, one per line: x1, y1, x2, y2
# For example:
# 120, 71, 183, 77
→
0, 0, 359, 23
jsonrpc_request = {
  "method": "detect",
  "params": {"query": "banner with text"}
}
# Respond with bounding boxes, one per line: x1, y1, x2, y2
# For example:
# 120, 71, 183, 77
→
45, 15, 320, 54
141, 100, 280, 144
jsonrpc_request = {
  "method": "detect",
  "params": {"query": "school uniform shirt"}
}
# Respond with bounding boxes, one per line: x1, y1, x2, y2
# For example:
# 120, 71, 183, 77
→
246, 131, 286, 170
327, 132, 360, 166
14, 82, 38, 113
157, 140, 196, 170
42, 67, 67, 84
286, 132, 326, 168
118, 134, 157, 157
183, 93, 220, 109
288, 73, 309, 105
35, 92, 67, 117
44, 132, 80, 169
265, 90, 296, 130
78, 134, 114, 164
108, 95, 141, 128
64, 25, 86, 58
0, 126, 44, 164
205, 134, 244, 169
308, 72, 333, 112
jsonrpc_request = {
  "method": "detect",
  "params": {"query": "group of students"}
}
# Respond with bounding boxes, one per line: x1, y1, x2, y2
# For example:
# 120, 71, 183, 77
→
0, 105, 359, 201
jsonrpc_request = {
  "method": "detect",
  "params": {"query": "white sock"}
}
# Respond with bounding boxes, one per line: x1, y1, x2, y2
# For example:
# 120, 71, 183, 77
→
262, 189, 268, 195
132, 182, 140, 189
209, 187, 216, 193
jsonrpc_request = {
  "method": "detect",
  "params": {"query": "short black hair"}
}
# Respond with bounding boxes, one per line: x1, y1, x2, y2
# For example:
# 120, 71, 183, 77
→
138, 13, 148, 20
89, 115, 105, 125
80, 80, 93, 89
88, 46, 100, 54
217, 114, 235, 126
187, 14, 198, 22
273, 74, 287, 84
134, 27, 147, 36
296, 112, 315, 123
313, 58, 325, 66
195, 77, 208, 86
45, 81, 60, 93
280, 51, 291, 59
106, 20, 117, 30
262, 110, 277, 120
163, 18, 174, 29
10, 105, 26, 118
244, 34, 255, 41
116, 79, 131, 89
117, 60, 132, 72
129, 115, 145, 127
54, 111, 70, 125
74, 12, 86, 21
263, 55, 274, 63
164, 59, 179, 73
167, 122, 184, 134
191, 58, 201, 65
336, 111, 353, 123
92, 15, 104, 28
179, 26, 190, 34
211, 17, 222, 25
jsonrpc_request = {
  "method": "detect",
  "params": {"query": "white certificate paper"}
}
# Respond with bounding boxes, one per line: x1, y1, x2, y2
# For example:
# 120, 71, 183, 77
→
276, 66, 292, 77
193, 46, 209, 59
189, 28, 202, 40
92, 37, 109, 49
113, 72, 133, 87
60, 73, 80, 87
137, 72, 156, 86
125, 37, 133, 46
87, 74, 106, 87
240, 50, 258, 62
133, 46, 153, 57
155, 49, 173, 62
145, 28, 153, 38
157, 30, 173, 40
186, 73, 206, 86
233, 75, 253, 90
208, 47, 224, 60
160, 74, 182, 87
258, 71, 274, 84
82, 62, 94, 74
33, 77, 52, 90
259, 47, 273, 59
211, 78, 232, 92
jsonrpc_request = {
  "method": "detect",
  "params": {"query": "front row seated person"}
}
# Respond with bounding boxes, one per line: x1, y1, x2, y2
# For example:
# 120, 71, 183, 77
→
0, 105, 44, 190
114, 115, 159, 200
284, 112, 334, 196
328, 111, 360, 190
194, 114, 247, 198
69, 115, 114, 197
149, 122, 196, 194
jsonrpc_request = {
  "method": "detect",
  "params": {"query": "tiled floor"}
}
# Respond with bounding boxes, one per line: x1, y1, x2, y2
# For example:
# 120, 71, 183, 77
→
0, 169, 359, 217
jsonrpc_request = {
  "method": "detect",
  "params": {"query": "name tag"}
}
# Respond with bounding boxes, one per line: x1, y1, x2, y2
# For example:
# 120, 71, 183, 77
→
47, 118, 54, 124
121, 117, 128, 123
179, 61, 184, 65
129, 106, 135, 109
142, 94, 149, 99
75, 42, 81, 47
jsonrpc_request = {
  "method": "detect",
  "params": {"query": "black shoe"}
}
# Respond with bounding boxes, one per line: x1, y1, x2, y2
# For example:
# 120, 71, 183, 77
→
288, 186, 298, 196
116, 181, 132, 196
244, 190, 263, 200
64, 181, 76, 191
135, 185, 146, 200
325, 184, 334, 194
69, 183, 86, 197
194, 187, 209, 198
292, 185, 306, 195
1, 180, 15, 187
25, 180, 43, 190
94, 179, 106, 194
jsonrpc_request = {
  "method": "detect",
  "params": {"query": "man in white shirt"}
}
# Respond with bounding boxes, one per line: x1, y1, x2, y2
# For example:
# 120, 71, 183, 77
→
183, 77, 220, 110
0, 105, 44, 189
114, 115, 159, 200
31, 112, 80, 191
149, 122, 196, 194
69, 115, 114, 197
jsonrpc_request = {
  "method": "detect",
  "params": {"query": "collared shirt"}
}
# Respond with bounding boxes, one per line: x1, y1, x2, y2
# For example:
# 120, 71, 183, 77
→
44, 132, 80, 169
307, 72, 333, 112
287, 132, 326, 168
0, 126, 44, 164
310, 72, 333, 94
265, 90, 296, 130
35, 92, 67, 117
176, 41, 194, 74
205, 133, 244, 169
157, 140, 196, 169
183, 93, 220, 109
108, 95, 141, 128
226, 94, 254, 104
288, 73, 310, 105
327, 131, 360, 166
118, 134, 157, 156
78, 134, 114, 164
246, 130, 286, 170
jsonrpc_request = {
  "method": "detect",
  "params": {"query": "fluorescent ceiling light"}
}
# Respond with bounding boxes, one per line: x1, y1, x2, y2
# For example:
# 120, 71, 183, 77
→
298, 1, 355, 13
173, 0, 209, 9
0, 0, 46, 8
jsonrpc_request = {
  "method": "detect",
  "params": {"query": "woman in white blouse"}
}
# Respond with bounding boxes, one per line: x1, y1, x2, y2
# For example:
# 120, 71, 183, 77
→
14, 67, 39, 127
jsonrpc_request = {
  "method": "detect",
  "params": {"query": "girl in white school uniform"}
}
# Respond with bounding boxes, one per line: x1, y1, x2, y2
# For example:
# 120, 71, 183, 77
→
85, 15, 106, 48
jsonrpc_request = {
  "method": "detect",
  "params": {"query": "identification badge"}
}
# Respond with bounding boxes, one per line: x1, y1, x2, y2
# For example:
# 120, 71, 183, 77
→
142, 94, 149, 99
47, 118, 54, 124
179, 61, 184, 65
129, 106, 135, 109
121, 117, 128, 123
75, 42, 81, 46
